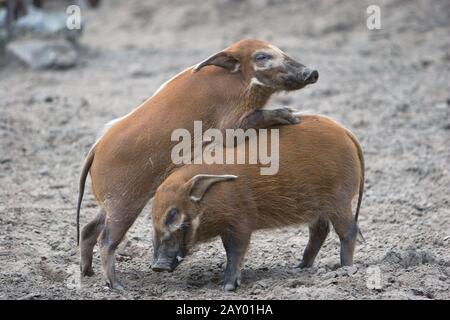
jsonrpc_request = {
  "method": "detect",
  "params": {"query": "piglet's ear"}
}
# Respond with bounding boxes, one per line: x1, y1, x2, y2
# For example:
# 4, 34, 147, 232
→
187, 174, 238, 203
193, 51, 239, 73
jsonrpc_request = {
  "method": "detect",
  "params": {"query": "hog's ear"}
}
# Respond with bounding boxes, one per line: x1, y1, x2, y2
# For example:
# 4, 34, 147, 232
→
187, 174, 238, 203
193, 51, 240, 73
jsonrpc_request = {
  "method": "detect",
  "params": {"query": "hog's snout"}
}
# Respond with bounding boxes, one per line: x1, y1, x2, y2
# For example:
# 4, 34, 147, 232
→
302, 68, 319, 84
281, 65, 319, 90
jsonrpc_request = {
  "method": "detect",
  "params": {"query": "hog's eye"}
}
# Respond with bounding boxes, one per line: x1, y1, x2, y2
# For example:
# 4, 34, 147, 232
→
165, 208, 178, 225
254, 53, 271, 62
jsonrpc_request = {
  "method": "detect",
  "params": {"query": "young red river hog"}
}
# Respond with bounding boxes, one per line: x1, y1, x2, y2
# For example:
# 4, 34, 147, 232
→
151, 115, 364, 291
77, 39, 319, 289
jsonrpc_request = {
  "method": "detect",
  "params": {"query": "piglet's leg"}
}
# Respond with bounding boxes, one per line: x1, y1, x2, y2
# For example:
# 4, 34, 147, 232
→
239, 107, 299, 130
220, 229, 251, 291
297, 216, 330, 268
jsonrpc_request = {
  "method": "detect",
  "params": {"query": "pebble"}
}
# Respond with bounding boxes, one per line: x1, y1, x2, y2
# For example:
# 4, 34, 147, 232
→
346, 266, 358, 276
316, 267, 326, 275
7, 39, 78, 70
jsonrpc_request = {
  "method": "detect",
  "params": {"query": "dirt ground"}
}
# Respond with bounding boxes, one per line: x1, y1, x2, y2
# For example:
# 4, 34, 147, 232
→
1, 0, 449, 300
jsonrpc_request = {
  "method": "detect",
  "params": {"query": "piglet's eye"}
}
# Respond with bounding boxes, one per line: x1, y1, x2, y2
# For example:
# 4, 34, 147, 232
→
254, 53, 271, 61
165, 208, 178, 225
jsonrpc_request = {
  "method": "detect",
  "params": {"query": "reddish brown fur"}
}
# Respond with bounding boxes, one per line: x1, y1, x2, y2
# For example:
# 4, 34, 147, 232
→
152, 115, 364, 290
154, 115, 362, 232
77, 39, 317, 288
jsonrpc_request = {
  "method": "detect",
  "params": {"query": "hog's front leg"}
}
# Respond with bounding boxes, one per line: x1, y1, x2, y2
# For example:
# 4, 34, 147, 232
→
239, 107, 299, 130
208, 107, 299, 149
220, 229, 251, 291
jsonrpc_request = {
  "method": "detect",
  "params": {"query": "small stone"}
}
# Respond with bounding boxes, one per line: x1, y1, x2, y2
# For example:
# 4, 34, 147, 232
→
129, 65, 154, 78
382, 250, 403, 265
19, 293, 41, 300
316, 267, 326, 275
255, 280, 269, 289
411, 288, 425, 296
396, 103, 410, 113
387, 276, 396, 284
336, 268, 348, 277
324, 271, 338, 279
383, 249, 436, 267
288, 279, 304, 288
420, 59, 432, 68
321, 277, 338, 285
346, 266, 358, 276
7, 39, 78, 70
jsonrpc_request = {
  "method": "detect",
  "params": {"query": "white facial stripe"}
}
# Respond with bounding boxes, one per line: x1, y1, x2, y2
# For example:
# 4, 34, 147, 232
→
191, 215, 201, 237
253, 64, 269, 71
250, 77, 268, 87
167, 213, 186, 232
253, 47, 284, 71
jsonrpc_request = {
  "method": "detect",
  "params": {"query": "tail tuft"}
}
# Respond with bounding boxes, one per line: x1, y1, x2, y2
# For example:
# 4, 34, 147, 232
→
357, 229, 365, 243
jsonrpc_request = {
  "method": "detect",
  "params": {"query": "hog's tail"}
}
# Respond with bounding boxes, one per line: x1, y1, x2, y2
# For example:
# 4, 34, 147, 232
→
345, 129, 365, 241
348, 130, 365, 223
76, 146, 95, 246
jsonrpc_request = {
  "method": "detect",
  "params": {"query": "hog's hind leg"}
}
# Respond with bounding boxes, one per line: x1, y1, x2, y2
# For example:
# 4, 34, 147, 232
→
80, 209, 106, 276
297, 216, 330, 268
98, 205, 145, 290
329, 206, 358, 266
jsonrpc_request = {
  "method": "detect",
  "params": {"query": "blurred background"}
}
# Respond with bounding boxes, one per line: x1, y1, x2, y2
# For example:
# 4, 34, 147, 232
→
0, 0, 449, 300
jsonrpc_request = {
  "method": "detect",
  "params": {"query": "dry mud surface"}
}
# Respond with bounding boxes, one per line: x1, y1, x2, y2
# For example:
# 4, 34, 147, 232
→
1, 0, 449, 300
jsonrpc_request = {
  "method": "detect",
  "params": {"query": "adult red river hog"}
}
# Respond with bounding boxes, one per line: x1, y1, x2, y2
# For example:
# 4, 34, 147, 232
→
151, 115, 364, 291
77, 39, 319, 289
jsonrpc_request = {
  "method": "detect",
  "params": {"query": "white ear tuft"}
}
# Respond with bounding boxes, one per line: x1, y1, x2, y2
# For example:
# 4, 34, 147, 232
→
190, 195, 202, 203
250, 77, 267, 87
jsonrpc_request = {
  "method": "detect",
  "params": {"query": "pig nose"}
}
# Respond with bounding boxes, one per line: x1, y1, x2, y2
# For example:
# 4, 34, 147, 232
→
302, 68, 319, 84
